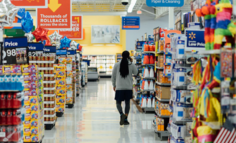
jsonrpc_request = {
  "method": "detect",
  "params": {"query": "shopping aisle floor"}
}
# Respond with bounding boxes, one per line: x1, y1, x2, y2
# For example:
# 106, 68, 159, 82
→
43, 79, 166, 143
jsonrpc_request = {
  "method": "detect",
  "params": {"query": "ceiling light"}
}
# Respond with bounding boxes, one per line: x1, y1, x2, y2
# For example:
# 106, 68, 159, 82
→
128, 0, 137, 13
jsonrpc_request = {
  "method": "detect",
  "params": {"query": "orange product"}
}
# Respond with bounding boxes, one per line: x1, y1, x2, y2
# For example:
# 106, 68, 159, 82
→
151, 45, 155, 51
143, 54, 150, 64
144, 44, 150, 51
159, 38, 165, 51
150, 54, 155, 64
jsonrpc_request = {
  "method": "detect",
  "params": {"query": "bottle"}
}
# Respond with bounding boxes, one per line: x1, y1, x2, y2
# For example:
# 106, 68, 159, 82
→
11, 75, 16, 90
0, 75, 5, 90
5, 75, 11, 90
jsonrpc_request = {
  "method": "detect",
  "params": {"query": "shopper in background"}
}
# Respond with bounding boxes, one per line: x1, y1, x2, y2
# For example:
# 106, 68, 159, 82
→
112, 51, 138, 125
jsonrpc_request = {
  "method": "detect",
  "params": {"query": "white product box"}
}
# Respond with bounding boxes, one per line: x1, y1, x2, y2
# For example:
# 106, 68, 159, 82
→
171, 123, 187, 140
173, 102, 193, 121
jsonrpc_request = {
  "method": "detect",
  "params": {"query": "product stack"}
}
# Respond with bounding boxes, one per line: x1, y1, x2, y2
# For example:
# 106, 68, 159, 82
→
139, 35, 156, 113
23, 65, 44, 142
81, 62, 88, 87
76, 51, 81, 97
0, 65, 25, 143
54, 62, 67, 117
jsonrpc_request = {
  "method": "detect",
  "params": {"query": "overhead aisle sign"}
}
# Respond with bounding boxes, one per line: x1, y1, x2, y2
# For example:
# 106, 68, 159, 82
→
122, 17, 140, 30
146, 0, 184, 7
59, 16, 83, 40
11, 0, 48, 8
37, 0, 72, 29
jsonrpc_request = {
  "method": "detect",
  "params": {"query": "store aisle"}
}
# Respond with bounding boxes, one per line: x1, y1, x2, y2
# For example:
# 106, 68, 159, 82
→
43, 79, 166, 143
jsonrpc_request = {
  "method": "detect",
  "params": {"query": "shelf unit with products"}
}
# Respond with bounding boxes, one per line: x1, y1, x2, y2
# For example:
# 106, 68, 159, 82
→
115, 53, 122, 63
83, 55, 115, 77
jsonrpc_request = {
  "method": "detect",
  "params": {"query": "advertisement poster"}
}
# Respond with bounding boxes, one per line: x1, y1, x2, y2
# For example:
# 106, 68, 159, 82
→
11, 0, 48, 8
59, 16, 83, 40
37, 0, 72, 29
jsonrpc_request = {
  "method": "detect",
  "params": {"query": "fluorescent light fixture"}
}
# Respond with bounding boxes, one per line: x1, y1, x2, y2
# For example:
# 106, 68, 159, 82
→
128, 0, 137, 13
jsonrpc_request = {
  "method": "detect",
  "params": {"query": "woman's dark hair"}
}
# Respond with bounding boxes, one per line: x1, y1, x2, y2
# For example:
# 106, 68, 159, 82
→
120, 51, 130, 78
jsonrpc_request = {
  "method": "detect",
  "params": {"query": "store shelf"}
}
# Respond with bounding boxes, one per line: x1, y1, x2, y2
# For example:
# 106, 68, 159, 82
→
0, 90, 21, 92
156, 66, 164, 69
142, 51, 155, 54
142, 77, 155, 80
157, 51, 164, 54
156, 81, 171, 86
198, 50, 221, 55
44, 88, 55, 91
44, 121, 56, 124
141, 89, 155, 92
156, 97, 170, 102
44, 114, 56, 117
43, 81, 56, 84
172, 119, 192, 125
142, 64, 155, 66
44, 107, 56, 111
44, 94, 55, 97
172, 85, 188, 90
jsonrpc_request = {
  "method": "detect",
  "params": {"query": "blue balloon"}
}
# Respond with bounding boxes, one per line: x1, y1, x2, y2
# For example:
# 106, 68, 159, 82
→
60, 36, 72, 49
17, 8, 25, 19
22, 11, 33, 33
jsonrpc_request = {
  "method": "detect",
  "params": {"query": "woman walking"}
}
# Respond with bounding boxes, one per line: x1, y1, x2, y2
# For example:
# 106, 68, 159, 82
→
112, 51, 138, 125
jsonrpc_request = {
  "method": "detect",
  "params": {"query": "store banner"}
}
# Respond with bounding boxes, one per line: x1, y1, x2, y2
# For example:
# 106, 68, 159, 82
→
11, 0, 48, 8
37, 0, 72, 29
59, 16, 83, 40
146, 0, 184, 7
185, 29, 205, 51
28, 43, 44, 57
3, 37, 28, 65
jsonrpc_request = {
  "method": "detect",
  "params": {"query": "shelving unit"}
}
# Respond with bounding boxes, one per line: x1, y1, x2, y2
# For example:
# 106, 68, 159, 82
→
115, 53, 122, 63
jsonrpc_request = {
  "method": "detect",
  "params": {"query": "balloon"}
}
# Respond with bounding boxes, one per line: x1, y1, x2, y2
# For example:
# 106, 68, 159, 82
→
48, 31, 62, 48
25, 32, 34, 42
17, 8, 25, 19
22, 11, 33, 33
70, 41, 78, 50
4, 0, 19, 25
60, 36, 71, 49
32, 27, 49, 42
78, 45, 82, 52
0, 0, 9, 26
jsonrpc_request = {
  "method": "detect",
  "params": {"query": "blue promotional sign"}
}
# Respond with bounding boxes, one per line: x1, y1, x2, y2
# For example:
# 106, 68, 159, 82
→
122, 17, 140, 30
4, 37, 28, 48
56, 49, 67, 55
67, 50, 76, 55
185, 29, 205, 51
136, 41, 145, 50
146, 0, 184, 7
28, 43, 44, 51
44, 46, 56, 53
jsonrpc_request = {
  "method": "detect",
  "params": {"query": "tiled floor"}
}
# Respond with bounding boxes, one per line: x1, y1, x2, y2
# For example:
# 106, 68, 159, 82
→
43, 78, 167, 143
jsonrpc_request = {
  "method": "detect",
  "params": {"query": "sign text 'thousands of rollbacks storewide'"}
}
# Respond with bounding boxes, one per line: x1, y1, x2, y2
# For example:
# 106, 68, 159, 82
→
11, 0, 48, 8
146, 0, 184, 7
37, 0, 72, 29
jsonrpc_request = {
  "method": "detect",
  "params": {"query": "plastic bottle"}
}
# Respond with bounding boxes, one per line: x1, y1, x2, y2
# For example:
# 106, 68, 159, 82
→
150, 54, 155, 64
0, 93, 6, 109
144, 67, 149, 78
150, 67, 154, 78
5, 75, 11, 90
11, 75, 16, 90
0, 75, 5, 90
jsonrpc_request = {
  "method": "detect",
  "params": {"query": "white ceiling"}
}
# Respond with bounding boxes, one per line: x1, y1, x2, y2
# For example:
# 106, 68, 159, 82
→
72, 0, 146, 12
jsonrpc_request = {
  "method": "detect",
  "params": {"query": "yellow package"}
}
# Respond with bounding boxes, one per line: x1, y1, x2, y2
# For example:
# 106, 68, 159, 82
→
31, 112, 40, 121
29, 96, 39, 105
67, 71, 73, 77
58, 57, 67, 64
56, 80, 66, 87
24, 120, 31, 128
66, 57, 72, 64
55, 104, 65, 112
56, 97, 65, 104
56, 88, 66, 95
23, 126, 31, 136
21, 65, 31, 73
66, 85, 72, 90
66, 97, 73, 104
23, 135, 31, 142
30, 120, 39, 128
3, 65, 12, 74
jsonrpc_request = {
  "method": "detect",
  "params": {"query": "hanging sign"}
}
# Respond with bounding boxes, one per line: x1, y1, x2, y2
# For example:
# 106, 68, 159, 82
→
3, 37, 28, 65
122, 17, 140, 30
11, 0, 48, 8
37, 0, 72, 29
59, 16, 83, 40
146, 0, 184, 7
185, 29, 205, 51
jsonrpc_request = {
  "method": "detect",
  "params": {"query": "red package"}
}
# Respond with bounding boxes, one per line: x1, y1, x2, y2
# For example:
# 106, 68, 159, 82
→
0, 93, 7, 109
151, 45, 156, 51
6, 110, 13, 125
0, 126, 6, 142
6, 93, 13, 109
12, 109, 21, 125
0, 110, 7, 125
12, 93, 21, 109
6, 126, 13, 142
11, 126, 20, 142
144, 54, 150, 64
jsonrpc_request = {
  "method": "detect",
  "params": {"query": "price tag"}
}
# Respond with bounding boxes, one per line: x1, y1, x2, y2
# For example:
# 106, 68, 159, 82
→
3, 37, 28, 64
28, 43, 44, 57
44, 46, 56, 58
